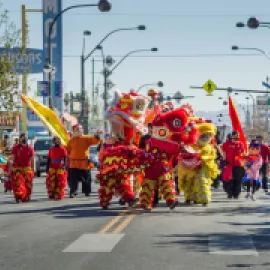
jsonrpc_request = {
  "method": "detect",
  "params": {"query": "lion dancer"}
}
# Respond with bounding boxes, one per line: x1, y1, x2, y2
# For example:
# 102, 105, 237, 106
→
10, 134, 35, 203
139, 107, 199, 210
46, 137, 68, 200
98, 89, 149, 209
98, 133, 139, 210
178, 122, 219, 205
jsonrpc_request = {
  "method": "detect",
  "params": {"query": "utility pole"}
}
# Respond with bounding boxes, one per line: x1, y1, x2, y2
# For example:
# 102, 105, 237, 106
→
266, 76, 269, 133
21, 5, 28, 135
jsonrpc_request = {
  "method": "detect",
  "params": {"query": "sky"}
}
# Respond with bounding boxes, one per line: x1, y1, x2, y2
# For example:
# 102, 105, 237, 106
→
4, 0, 270, 115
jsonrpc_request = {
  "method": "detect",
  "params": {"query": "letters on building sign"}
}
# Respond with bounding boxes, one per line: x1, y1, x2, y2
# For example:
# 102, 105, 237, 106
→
0, 113, 18, 127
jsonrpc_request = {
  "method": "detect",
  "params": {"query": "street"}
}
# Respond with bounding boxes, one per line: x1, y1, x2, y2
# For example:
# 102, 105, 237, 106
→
0, 172, 269, 270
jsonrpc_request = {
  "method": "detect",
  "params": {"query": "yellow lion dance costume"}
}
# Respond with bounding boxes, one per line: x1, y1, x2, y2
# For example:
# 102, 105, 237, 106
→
178, 122, 219, 205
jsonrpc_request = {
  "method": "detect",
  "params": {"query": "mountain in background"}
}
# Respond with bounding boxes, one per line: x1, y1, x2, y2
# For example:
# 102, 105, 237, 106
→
195, 105, 252, 127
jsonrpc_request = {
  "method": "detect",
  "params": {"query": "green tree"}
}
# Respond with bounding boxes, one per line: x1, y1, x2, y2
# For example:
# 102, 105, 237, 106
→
0, 2, 21, 112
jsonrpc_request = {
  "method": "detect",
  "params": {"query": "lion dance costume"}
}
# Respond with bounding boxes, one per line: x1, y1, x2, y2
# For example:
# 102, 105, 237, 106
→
11, 144, 35, 202
139, 106, 199, 210
97, 89, 150, 209
178, 121, 219, 205
46, 145, 67, 200
99, 99, 200, 211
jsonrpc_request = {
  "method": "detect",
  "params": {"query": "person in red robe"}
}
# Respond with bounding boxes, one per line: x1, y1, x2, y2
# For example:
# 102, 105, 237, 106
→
46, 137, 68, 200
10, 134, 35, 203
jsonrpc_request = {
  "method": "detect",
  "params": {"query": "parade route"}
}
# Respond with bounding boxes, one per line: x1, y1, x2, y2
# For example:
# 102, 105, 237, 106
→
0, 173, 270, 270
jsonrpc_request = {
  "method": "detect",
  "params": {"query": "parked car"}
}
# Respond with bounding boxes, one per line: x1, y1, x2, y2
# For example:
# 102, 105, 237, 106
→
34, 137, 52, 177
89, 145, 100, 168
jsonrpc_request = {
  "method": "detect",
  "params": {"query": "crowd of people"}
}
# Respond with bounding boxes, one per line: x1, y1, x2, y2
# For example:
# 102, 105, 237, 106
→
0, 124, 269, 207
215, 132, 269, 201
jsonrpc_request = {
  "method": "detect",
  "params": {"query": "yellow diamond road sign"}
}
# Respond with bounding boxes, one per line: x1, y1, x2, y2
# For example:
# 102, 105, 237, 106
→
203, 80, 217, 95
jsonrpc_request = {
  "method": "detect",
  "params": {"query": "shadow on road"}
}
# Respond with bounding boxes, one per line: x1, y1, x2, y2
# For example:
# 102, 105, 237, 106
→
0, 201, 126, 219
154, 220, 270, 252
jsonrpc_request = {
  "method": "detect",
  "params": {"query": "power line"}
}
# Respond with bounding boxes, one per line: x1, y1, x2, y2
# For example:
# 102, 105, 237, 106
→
63, 53, 263, 58
7, 10, 270, 18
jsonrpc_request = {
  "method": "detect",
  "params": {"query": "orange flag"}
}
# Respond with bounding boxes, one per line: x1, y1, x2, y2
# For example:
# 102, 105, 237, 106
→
228, 96, 247, 152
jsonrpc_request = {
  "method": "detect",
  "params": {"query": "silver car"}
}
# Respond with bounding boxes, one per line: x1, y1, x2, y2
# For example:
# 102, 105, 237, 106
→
34, 137, 52, 177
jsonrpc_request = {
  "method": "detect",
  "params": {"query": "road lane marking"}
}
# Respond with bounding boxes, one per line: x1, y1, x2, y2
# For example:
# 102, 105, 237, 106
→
97, 209, 129, 234
112, 213, 136, 234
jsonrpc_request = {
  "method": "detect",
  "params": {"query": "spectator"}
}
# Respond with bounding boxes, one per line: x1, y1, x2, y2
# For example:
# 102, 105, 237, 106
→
256, 135, 270, 193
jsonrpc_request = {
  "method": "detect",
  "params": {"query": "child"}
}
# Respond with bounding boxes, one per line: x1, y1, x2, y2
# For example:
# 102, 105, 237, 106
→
3, 163, 12, 193
242, 141, 262, 201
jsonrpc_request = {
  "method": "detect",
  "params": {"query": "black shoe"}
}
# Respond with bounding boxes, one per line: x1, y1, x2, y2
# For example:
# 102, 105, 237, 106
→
185, 200, 191, 205
70, 193, 77, 198
85, 193, 90, 197
233, 195, 239, 199
169, 200, 179, 210
265, 189, 268, 193
102, 206, 108, 210
118, 199, 126, 206
227, 194, 233, 199
16, 199, 21, 203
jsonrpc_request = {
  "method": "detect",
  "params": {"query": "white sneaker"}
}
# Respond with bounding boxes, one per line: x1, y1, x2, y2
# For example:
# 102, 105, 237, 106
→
251, 194, 256, 201
245, 193, 251, 199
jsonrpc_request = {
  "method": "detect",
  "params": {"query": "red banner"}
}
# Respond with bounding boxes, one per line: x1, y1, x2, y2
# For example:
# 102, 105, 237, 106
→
228, 96, 247, 152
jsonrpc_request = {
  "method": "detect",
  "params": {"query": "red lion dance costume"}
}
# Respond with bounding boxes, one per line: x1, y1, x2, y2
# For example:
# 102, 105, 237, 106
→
139, 107, 199, 210
46, 143, 67, 200
98, 89, 150, 209
99, 102, 199, 211
11, 144, 35, 203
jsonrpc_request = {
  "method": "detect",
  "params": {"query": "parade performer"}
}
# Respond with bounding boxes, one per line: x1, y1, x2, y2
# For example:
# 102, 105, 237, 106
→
178, 121, 219, 205
67, 124, 101, 198
238, 141, 262, 201
10, 134, 35, 203
99, 104, 199, 210
98, 89, 149, 209
139, 106, 199, 210
46, 137, 68, 200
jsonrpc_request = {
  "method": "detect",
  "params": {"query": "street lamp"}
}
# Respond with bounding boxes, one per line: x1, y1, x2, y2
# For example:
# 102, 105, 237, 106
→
231, 45, 270, 60
44, 0, 111, 110
78, 30, 91, 133
82, 25, 146, 92
137, 81, 164, 93
108, 48, 158, 76
236, 17, 270, 29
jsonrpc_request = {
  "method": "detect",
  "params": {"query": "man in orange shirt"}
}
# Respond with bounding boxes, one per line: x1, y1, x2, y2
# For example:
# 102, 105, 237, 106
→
67, 124, 101, 198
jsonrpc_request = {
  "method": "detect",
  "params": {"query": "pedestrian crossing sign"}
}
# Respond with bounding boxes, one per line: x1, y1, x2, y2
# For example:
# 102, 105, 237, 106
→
203, 80, 217, 95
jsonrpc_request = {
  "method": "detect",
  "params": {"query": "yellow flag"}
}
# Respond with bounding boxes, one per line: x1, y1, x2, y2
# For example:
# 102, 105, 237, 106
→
21, 94, 70, 146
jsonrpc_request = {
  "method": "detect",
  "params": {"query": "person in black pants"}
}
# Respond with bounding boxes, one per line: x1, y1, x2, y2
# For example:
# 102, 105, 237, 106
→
222, 131, 245, 199
256, 135, 270, 193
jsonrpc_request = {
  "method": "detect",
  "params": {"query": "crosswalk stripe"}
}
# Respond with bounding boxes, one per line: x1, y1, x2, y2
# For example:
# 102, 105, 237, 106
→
62, 234, 124, 252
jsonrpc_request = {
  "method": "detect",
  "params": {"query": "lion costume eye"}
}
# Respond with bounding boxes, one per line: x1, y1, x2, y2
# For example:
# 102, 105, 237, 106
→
135, 101, 145, 111
173, 118, 181, 128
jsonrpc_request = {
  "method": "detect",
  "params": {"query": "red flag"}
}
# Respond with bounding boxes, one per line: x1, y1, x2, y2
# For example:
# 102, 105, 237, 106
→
228, 96, 247, 152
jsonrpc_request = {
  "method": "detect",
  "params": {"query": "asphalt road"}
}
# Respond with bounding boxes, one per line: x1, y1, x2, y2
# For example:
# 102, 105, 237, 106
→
1, 172, 270, 270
